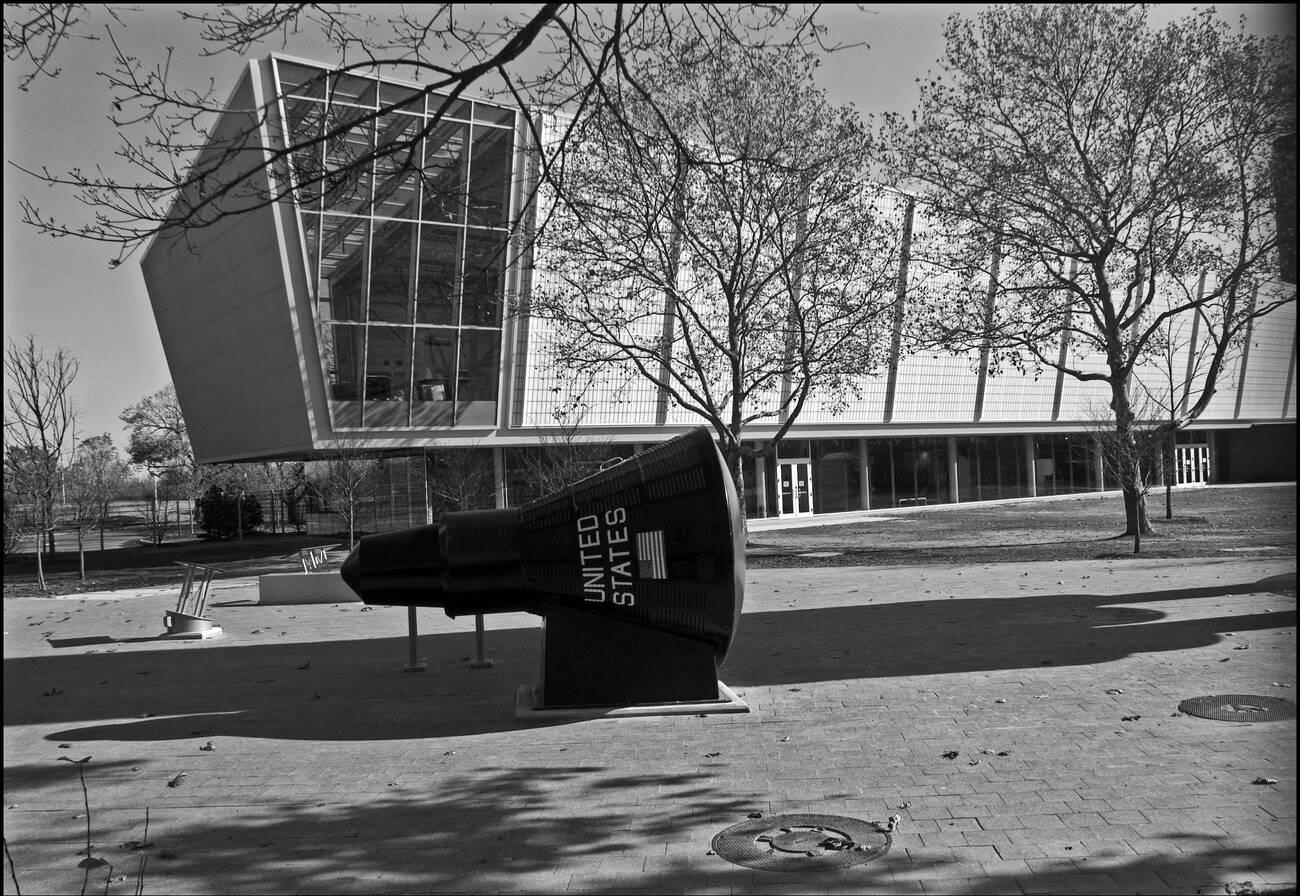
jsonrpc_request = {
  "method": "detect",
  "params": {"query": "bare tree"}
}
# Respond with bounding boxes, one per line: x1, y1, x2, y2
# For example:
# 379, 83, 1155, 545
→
250, 460, 311, 534
887, 5, 1296, 540
61, 434, 129, 577
119, 384, 194, 479
512, 397, 615, 505
531, 36, 904, 503
3, 435, 40, 558
306, 441, 381, 547
427, 448, 496, 515
5, 4, 852, 266
136, 473, 174, 546
120, 383, 198, 537
4, 335, 78, 590
2, 442, 26, 556
1133, 301, 1231, 521
1082, 393, 1169, 555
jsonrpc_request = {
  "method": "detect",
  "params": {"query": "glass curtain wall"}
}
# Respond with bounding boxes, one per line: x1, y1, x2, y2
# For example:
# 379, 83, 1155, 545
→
277, 60, 516, 430
953, 436, 1031, 502
1033, 434, 1100, 495
812, 439, 862, 513
749, 440, 865, 516
866, 437, 951, 507
748, 434, 1110, 516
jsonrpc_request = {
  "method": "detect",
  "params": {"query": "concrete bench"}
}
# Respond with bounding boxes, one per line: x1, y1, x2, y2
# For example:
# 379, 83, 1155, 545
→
258, 571, 360, 605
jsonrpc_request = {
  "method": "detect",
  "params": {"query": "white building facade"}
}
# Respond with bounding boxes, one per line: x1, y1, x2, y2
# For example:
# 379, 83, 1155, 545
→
140, 55, 1297, 526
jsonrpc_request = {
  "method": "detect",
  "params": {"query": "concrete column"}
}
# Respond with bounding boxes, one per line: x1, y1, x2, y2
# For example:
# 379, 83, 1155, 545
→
1025, 435, 1038, 498
858, 438, 870, 510
1095, 444, 1106, 492
947, 436, 959, 504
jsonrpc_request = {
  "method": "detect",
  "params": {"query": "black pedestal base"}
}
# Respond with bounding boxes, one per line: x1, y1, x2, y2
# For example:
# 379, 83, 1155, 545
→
536, 603, 729, 709
514, 681, 748, 720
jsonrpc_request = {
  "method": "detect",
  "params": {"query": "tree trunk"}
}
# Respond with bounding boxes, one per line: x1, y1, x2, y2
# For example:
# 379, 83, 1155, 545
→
34, 499, 50, 590
77, 533, 86, 581
35, 531, 48, 592
1122, 486, 1151, 553
1110, 379, 1154, 541
1164, 433, 1175, 520
729, 450, 746, 514
720, 438, 750, 543
45, 499, 56, 555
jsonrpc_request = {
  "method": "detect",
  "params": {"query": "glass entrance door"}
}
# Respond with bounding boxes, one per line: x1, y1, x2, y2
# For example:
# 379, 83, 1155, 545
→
778, 460, 814, 517
1175, 444, 1210, 484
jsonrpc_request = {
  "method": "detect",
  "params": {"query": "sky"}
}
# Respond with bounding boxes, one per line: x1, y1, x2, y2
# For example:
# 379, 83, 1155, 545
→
3, 4, 1294, 454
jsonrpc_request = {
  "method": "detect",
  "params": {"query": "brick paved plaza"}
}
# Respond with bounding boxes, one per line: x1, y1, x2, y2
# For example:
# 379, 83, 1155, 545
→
4, 555, 1295, 894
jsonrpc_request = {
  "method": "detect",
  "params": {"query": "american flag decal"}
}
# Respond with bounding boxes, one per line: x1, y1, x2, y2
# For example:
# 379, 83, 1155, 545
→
637, 530, 667, 579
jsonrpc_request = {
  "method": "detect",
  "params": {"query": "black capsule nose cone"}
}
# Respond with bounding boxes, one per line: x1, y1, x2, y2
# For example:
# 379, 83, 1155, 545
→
335, 525, 444, 606
341, 543, 362, 596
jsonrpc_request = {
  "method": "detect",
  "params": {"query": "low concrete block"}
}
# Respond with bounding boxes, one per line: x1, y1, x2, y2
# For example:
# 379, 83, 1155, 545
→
258, 571, 360, 605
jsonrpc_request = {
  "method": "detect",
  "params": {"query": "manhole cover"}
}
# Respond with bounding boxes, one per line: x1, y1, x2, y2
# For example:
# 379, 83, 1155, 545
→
711, 813, 890, 872
1178, 695, 1296, 722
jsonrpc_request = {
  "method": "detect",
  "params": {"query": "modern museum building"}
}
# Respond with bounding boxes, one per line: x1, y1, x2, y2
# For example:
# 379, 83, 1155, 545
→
140, 55, 1297, 528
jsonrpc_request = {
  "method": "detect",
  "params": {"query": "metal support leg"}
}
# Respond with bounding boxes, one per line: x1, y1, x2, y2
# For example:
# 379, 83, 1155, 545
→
470, 614, 494, 668
192, 568, 215, 618
177, 563, 197, 615
402, 606, 426, 672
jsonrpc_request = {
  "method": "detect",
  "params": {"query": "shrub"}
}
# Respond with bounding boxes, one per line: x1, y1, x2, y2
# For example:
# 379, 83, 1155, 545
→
195, 486, 263, 539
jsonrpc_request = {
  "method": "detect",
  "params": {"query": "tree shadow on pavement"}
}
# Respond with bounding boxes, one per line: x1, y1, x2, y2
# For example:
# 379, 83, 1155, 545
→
573, 836, 1297, 895
5, 763, 954, 895
723, 572, 1297, 686
6, 628, 551, 743
4, 572, 1294, 744
5, 573, 1295, 894
6, 767, 1291, 895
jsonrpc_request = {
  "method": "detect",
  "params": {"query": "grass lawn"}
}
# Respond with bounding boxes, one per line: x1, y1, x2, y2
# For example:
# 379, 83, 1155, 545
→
747, 483, 1296, 568
4, 483, 1294, 597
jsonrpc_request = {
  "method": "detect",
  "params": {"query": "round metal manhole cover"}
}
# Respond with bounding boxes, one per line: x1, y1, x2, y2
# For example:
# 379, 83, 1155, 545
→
1178, 695, 1296, 722
711, 814, 890, 872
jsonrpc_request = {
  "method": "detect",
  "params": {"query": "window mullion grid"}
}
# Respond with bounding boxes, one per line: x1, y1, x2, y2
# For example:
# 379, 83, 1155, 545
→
358, 217, 374, 426
452, 134, 472, 421
411, 110, 427, 326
